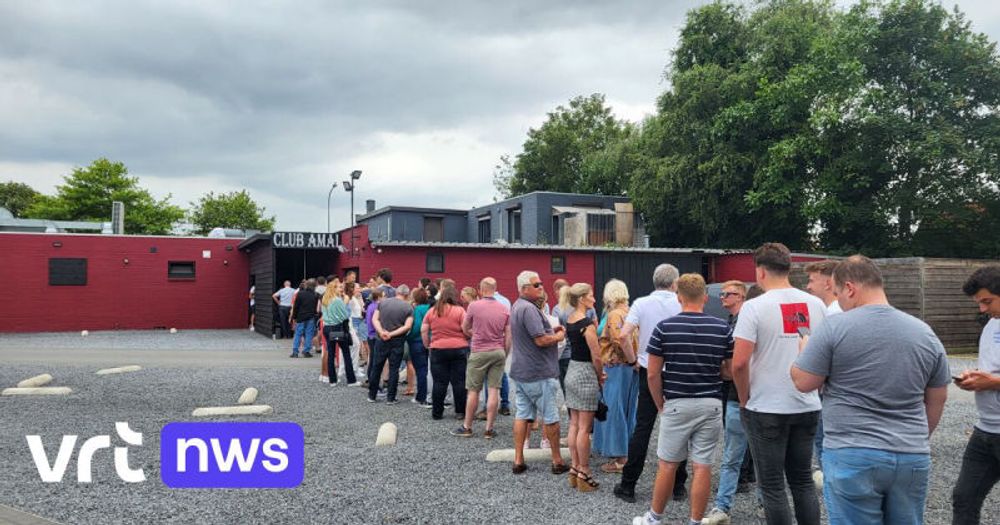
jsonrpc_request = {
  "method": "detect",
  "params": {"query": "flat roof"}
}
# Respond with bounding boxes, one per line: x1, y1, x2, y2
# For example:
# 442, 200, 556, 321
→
371, 240, 744, 255
356, 205, 469, 222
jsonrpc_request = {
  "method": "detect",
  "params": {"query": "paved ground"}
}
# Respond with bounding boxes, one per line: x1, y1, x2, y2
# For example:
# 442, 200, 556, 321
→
0, 330, 996, 524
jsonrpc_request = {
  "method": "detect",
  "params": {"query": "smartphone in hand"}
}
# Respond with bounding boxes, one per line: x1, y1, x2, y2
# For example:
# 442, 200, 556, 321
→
796, 326, 811, 338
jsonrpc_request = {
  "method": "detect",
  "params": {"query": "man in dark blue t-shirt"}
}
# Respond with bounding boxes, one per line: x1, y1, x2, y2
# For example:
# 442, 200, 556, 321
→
633, 273, 733, 525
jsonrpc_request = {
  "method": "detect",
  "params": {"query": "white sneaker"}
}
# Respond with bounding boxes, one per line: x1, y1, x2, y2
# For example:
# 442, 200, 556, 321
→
813, 470, 824, 490
632, 511, 662, 525
702, 508, 731, 525
319, 375, 328, 382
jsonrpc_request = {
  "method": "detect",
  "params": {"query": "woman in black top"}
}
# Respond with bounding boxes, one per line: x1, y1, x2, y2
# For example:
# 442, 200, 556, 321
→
561, 282, 605, 492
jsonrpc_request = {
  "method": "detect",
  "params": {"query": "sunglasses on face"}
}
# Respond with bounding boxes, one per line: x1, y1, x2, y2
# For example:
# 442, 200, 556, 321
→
530, 282, 544, 289
720, 292, 743, 299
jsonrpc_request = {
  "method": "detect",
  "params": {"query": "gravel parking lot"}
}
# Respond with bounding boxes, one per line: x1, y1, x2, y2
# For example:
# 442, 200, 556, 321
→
0, 331, 995, 524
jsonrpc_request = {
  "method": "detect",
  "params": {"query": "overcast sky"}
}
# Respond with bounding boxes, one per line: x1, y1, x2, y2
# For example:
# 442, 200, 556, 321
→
2, 1, 998, 232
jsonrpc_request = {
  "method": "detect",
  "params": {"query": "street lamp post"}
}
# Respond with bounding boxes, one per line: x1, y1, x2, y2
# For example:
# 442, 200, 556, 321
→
326, 183, 337, 233
343, 170, 362, 256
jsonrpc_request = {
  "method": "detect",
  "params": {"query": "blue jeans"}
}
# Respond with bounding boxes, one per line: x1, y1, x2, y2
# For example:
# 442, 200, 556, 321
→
715, 400, 760, 511
291, 318, 316, 355
407, 338, 429, 403
824, 447, 930, 525
482, 372, 510, 409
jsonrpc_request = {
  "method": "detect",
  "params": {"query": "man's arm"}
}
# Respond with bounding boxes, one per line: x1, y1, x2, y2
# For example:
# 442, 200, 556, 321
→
272, 291, 280, 304
421, 316, 431, 348
618, 322, 638, 355
924, 385, 948, 435
956, 370, 1000, 391
791, 365, 826, 393
732, 338, 754, 407
503, 324, 512, 354
372, 309, 386, 340
387, 316, 413, 339
647, 354, 665, 413
533, 331, 564, 348
461, 311, 473, 339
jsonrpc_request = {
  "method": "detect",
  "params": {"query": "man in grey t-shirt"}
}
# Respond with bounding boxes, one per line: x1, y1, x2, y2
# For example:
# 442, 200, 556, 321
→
370, 286, 413, 404
509, 270, 568, 475
792, 256, 949, 525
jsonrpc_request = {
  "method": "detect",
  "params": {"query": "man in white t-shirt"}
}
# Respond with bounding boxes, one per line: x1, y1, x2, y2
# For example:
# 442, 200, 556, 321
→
613, 264, 687, 504
732, 243, 827, 525
272, 280, 296, 339
803, 259, 843, 487
953, 266, 1000, 524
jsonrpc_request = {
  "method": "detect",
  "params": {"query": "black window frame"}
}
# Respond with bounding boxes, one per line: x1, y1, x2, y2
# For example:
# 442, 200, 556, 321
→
167, 260, 196, 280
551, 255, 566, 274
426, 252, 445, 273
49, 258, 88, 286
477, 215, 491, 243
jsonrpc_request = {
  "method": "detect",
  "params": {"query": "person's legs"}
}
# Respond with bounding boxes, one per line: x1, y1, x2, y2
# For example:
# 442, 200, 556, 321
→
303, 319, 316, 355
785, 411, 820, 525
291, 320, 305, 355
463, 350, 485, 430
649, 461, 679, 515
500, 371, 510, 411
576, 410, 595, 474
513, 380, 541, 469
742, 409, 794, 525
483, 353, 504, 430
690, 463, 713, 522
367, 340, 389, 400
409, 339, 429, 403
279, 306, 291, 338
321, 326, 333, 379
621, 367, 656, 490
883, 452, 930, 525
558, 357, 570, 393
450, 349, 468, 416
824, 447, 888, 524
485, 387, 500, 430
384, 338, 404, 401
340, 338, 356, 384
952, 428, 1000, 525
430, 350, 448, 418
541, 378, 565, 466
714, 400, 748, 512
567, 409, 579, 471
513, 419, 530, 467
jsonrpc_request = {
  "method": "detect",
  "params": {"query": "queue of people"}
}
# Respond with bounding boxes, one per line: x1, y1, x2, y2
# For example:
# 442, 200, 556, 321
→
273, 248, 1000, 525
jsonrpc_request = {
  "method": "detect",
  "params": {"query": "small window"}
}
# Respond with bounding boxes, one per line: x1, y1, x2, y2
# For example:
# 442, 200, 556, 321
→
49, 258, 87, 286
168, 261, 196, 279
477, 216, 491, 243
551, 255, 566, 274
426, 253, 444, 273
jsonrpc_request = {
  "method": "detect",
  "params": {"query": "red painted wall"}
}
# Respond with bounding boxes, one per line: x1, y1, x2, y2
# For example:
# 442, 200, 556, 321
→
0, 233, 250, 332
713, 252, 832, 283
333, 225, 594, 301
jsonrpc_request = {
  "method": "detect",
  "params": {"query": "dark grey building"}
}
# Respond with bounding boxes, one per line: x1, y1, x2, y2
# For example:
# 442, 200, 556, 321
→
357, 191, 643, 247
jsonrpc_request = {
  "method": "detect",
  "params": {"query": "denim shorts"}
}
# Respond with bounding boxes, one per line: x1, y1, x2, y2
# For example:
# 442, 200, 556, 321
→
514, 378, 561, 424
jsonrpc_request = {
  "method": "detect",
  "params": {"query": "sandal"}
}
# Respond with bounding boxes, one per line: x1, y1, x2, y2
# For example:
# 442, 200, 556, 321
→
568, 466, 579, 488
576, 472, 599, 492
600, 461, 625, 474
512, 463, 528, 475
551, 462, 570, 475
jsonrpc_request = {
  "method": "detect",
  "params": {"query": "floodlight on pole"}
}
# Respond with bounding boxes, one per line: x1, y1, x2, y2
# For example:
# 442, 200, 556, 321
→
343, 170, 361, 257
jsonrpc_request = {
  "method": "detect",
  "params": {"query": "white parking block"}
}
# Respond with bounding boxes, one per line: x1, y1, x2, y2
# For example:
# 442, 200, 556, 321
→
237, 387, 259, 405
191, 405, 272, 417
16, 374, 53, 388
375, 422, 397, 446
96, 365, 142, 375
2, 387, 72, 396
486, 447, 571, 463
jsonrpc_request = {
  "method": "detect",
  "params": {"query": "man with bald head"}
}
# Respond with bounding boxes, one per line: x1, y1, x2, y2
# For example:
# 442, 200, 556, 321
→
457, 277, 512, 438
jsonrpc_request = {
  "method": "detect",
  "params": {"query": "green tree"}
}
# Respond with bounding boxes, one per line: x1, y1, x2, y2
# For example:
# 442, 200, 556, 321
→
506, 93, 634, 196
0, 181, 39, 217
24, 158, 185, 235
188, 190, 276, 235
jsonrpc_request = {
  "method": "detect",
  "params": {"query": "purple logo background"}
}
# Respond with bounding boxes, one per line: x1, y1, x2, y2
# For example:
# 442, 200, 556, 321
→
160, 422, 304, 488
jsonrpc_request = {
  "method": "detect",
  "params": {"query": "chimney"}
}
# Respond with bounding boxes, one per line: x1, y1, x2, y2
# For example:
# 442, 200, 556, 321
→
366, 199, 376, 213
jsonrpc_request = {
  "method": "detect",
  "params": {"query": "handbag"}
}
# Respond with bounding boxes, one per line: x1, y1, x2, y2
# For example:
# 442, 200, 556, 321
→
595, 388, 608, 422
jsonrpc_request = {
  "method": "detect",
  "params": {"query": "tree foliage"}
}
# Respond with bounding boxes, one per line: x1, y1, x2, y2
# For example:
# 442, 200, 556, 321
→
188, 190, 276, 235
503, 0, 1000, 257
24, 158, 184, 235
0, 181, 39, 217
499, 94, 634, 198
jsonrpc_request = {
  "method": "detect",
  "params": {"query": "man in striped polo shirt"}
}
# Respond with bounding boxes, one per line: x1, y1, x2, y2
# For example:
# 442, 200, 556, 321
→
633, 273, 734, 525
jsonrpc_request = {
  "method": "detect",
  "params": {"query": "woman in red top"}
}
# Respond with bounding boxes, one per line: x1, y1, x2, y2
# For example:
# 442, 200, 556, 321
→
421, 286, 470, 421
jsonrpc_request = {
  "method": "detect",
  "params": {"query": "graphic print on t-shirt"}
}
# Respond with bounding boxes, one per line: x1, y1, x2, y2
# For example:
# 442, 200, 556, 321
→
780, 303, 810, 334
